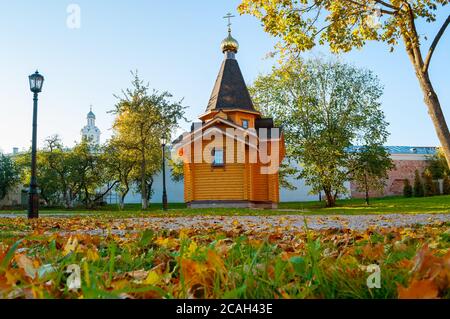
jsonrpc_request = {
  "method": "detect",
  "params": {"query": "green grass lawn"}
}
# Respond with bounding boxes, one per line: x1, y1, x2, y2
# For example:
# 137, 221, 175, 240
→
1, 195, 450, 216
0, 219, 449, 298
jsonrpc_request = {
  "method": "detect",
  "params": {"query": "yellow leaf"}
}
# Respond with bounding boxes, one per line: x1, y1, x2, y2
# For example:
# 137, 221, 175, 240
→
187, 241, 198, 256
179, 229, 189, 240
5, 269, 22, 285
63, 237, 78, 256
155, 237, 177, 249
143, 271, 160, 285
86, 248, 99, 261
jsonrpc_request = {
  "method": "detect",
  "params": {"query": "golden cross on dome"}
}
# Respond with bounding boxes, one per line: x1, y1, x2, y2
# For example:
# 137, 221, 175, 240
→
223, 12, 235, 33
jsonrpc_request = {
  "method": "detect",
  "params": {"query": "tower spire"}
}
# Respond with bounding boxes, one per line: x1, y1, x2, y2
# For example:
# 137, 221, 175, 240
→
205, 15, 255, 113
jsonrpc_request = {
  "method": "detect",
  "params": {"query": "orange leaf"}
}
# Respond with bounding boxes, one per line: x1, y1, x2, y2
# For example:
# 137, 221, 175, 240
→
398, 279, 439, 299
361, 243, 384, 261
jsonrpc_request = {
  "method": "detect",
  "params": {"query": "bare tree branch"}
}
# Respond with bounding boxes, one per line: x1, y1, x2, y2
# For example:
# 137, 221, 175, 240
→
401, 1, 424, 68
374, 0, 400, 11
346, 0, 396, 15
423, 14, 450, 73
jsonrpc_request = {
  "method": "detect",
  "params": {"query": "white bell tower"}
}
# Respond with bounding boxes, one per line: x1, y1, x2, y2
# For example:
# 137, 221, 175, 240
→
81, 106, 101, 145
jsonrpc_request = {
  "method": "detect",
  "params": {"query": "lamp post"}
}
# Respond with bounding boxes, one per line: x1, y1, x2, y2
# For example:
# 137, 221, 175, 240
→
161, 134, 168, 211
28, 71, 44, 219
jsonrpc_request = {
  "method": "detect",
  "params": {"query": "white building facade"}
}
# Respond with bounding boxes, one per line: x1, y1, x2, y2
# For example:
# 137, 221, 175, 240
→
81, 107, 101, 145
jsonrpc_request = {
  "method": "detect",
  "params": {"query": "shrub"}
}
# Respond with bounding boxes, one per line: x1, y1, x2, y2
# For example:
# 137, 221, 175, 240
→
443, 172, 450, 195
403, 179, 413, 197
413, 170, 424, 197
423, 168, 436, 196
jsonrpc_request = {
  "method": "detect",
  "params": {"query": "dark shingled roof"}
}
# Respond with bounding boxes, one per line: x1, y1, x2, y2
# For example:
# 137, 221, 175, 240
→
255, 118, 274, 129
206, 57, 256, 112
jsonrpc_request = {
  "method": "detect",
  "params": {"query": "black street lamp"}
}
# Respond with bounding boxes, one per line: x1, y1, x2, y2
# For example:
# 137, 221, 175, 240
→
28, 71, 44, 219
161, 134, 168, 211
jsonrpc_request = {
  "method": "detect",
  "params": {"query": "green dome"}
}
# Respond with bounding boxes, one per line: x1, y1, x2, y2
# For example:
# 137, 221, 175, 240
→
221, 32, 239, 53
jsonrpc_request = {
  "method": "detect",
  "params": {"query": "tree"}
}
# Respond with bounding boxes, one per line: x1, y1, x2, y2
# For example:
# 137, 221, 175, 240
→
104, 138, 136, 210
403, 179, 413, 197
427, 147, 449, 179
279, 161, 299, 191
239, 0, 450, 167
0, 153, 20, 201
443, 172, 450, 195
42, 136, 73, 207
111, 72, 186, 209
69, 140, 111, 208
169, 157, 184, 183
350, 145, 394, 205
15, 147, 62, 206
423, 168, 436, 196
250, 58, 389, 207
18, 136, 112, 208
413, 169, 424, 197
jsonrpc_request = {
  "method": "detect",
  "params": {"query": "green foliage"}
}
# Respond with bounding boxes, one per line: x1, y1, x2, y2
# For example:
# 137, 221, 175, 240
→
15, 136, 66, 206
427, 147, 449, 179
104, 138, 136, 209
350, 145, 394, 205
70, 140, 109, 207
403, 179, 413, 198
250, 58, 388, 207
238, 0, 450, 169
413, 170, 424, 197
169, 158, 184, 183
238, 0, 448, 55
279, 160, 299, 190
443, 172, 450, 195
423, 168, 437, 196
111, 72, 186, 209
15, 136, 110, 208
0, 153, 20, 201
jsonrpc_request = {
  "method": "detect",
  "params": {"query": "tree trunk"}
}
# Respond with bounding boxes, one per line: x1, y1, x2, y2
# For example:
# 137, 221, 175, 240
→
323, 187, 336, 207
84, 187, 90, 208
119, 194, 126, 210
415, 70, 450, 167
364, 173, 370, 206
64, 190, 73, 209
119, 186, 129, 210
141, 160, 148, 210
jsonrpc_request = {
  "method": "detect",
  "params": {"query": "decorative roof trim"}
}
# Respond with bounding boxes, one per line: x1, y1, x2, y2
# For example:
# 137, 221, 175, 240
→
199, 108, 261, 120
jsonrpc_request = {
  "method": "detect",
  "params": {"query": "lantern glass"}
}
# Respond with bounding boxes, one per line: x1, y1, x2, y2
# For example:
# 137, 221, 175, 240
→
161, 133, 168, 146
29, 71, 44, 93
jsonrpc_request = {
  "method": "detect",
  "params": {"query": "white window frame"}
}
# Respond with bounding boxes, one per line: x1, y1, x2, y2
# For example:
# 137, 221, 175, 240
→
213, 149, 224, 166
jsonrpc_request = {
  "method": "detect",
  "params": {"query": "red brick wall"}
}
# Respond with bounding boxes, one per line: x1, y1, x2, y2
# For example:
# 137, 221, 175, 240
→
351, 159, 429, 198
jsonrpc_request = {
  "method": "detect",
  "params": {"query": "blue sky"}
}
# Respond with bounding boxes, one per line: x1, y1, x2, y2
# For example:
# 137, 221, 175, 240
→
0, 0, 449, 153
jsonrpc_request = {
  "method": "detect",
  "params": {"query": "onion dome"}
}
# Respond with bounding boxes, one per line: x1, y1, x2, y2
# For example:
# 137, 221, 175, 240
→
221, 31, 239, 53
87, 106, 95, 118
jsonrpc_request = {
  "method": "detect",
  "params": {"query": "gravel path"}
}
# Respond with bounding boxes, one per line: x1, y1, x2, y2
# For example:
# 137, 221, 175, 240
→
2, 213, 447, 236
0, 214, 450, 236
119, 214, 450, 232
